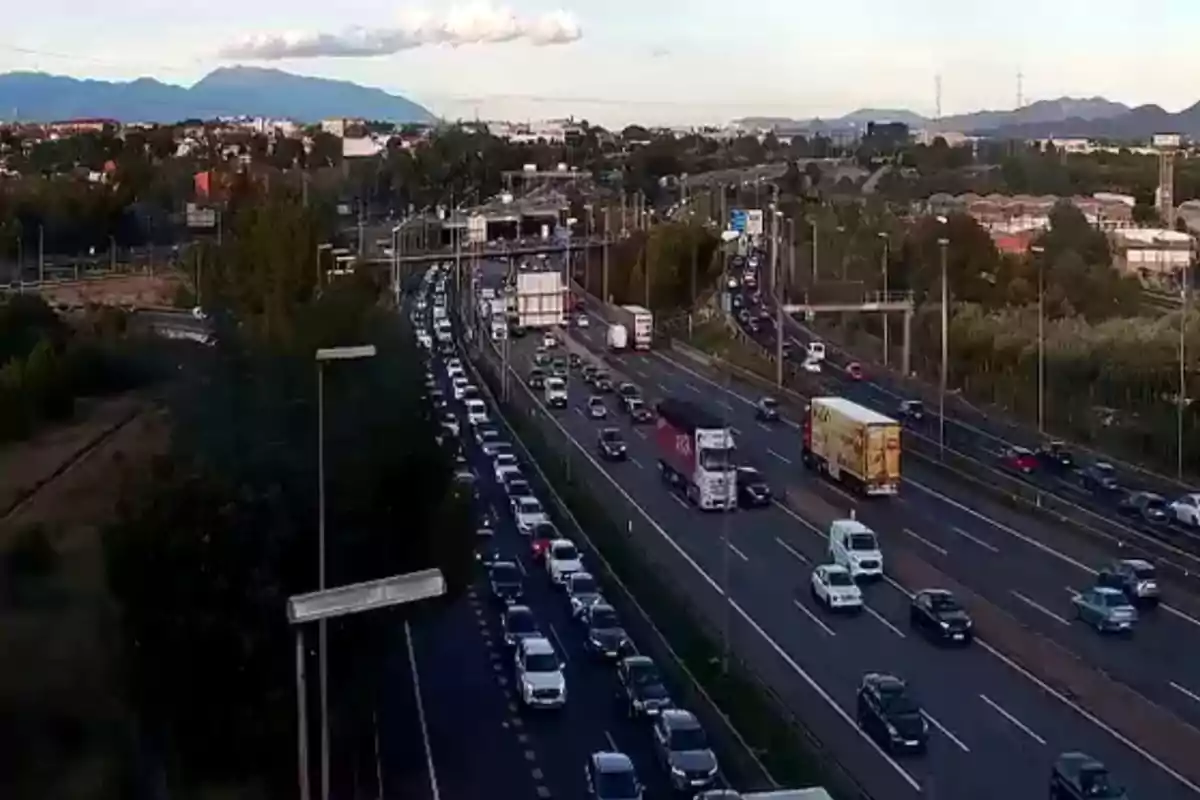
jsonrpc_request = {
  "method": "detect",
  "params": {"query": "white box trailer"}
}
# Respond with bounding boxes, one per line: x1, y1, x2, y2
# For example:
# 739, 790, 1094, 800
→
609, 305, 653, 350
515, 270, 565, 329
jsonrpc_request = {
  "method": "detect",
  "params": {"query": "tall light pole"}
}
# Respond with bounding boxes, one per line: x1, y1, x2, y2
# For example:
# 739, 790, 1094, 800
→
773, 209, 784, 387
316, 243, 333, 295
938, 233, 950, 458
878, 231, 890, 365
786, 217, 796, 301
314, 344, 377, 800
1179, 259, 1191, 480
810, 220, 819, 283
1030, 244, 1046, 433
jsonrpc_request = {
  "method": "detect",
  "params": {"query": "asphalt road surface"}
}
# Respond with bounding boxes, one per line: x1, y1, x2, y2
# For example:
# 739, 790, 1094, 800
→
379, 268, 729, 800
485, 312, 1196, 800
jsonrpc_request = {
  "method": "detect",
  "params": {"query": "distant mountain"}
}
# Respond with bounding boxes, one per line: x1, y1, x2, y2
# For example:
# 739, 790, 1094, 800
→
734, 97, 1132, 135
0, 66, 436, 124
984, 102, 1200, 139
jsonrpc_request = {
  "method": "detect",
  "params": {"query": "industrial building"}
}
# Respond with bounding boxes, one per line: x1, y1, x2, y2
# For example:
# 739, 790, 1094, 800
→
1109, 228, 1193, 285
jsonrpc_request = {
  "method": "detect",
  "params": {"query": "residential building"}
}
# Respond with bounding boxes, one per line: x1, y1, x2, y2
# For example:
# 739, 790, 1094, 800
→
926, 192, 1134, 233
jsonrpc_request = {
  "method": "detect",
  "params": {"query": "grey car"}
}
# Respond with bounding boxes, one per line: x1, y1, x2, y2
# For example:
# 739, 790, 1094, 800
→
1072, 586, 1138, 633
653, 709, 719, 791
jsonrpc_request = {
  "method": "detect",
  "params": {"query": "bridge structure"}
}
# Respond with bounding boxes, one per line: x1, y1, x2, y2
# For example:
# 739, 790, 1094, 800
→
365, 235, 610, 266
780, 290, 917, 375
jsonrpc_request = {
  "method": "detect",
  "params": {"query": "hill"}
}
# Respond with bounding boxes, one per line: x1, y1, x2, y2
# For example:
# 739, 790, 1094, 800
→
734, 97, 1131, 134
0, 66, 436, 124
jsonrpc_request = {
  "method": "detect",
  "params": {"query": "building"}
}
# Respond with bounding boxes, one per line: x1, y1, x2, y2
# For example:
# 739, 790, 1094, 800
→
865, 121, 910, 148
926, 193, 1134, 234
320, 117, 364, 138
1110, 228, 1193, 284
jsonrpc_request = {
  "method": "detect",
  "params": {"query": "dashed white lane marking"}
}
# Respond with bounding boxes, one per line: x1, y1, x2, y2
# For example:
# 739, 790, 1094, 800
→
923, 711, 971, 752
1010, 590, 1070, 626
1170, 681, 1200, 705
728, 543, 749, 562
864, 605, 906, 639
604, 730, 619, 751
775, 536, 809, 564
792, 598, 837, 636
979, 693, 1046, 745
901, 527, 948, 556
767, 448, 793, 464
951, 525, 1000, 553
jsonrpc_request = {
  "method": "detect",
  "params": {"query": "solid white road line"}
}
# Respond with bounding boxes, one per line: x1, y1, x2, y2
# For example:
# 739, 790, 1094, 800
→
1170, 681, 1200, 705
864, 605, 906, 639
922, 711, 971, 752
630, 458, 644, 469
405, 622, 443, 800
728, 543, 749, 562
1010, 590, 1070, 626
901, 527, 948, 556
950, 525, 1001, 553
670, 494, 689, 509
792, 599, 837, 637
775, 536, 810, 564
604, 730, 619, 751
979, 693, 1046, 745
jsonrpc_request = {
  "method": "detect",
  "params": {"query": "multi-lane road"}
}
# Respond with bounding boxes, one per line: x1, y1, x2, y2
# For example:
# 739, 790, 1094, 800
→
378, 268, 736, 800
482, 287, 1200, 800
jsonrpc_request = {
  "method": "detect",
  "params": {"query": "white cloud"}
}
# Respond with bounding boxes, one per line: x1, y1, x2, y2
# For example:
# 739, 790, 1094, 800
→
219, 3, 581, 60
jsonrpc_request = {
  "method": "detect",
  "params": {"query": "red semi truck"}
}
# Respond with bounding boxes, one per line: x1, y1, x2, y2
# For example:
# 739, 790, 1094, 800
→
654, 397, 737, 510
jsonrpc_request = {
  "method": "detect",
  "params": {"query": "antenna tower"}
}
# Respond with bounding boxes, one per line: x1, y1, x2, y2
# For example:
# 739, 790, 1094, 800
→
1016, 70, 1024, 110
935, 74, 942, 121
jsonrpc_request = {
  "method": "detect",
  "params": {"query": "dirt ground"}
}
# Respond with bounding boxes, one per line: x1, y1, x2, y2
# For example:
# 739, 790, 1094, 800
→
0, 398, 169, 800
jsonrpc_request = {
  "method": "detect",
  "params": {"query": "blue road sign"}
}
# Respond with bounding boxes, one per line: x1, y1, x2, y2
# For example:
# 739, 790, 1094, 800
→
730, 208, 747, 233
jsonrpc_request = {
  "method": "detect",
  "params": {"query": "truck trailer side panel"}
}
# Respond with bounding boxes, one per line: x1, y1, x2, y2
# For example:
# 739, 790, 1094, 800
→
806, 397, 900, 495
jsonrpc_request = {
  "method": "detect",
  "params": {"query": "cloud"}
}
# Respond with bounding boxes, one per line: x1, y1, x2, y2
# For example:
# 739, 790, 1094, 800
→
219, 3, 582, 60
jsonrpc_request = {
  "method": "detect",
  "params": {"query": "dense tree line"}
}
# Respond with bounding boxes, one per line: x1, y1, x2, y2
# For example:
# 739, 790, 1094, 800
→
101, 183, 473, 796
0, 296, 154, 443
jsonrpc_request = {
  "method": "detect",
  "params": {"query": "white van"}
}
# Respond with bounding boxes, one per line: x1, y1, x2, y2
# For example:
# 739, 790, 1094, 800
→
544, 377, 568, 409
828, 518, 883, 580
465, 399, 488, 426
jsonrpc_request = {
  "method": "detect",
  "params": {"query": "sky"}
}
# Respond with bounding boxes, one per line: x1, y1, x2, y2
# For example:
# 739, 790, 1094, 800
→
2, 1, 1199, 127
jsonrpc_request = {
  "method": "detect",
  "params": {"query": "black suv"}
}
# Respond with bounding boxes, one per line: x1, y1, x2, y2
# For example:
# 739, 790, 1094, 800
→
617, 655, 671, 718
581, 603, 631, 659
1036, 440, 1075, 472
855, 673, 928, 753
652, 710, 719, 792
488, 561, 524, 606
1076, 462, 1120, 493
528, 368, 546, 389
909, 589, 973, 644
598, 428, 628, 461
736, 467, 771, 508
1051, 752, 1126, 799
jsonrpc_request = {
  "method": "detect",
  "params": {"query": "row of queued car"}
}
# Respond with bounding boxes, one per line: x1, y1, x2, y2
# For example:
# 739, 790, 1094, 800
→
416, 266, 740, 799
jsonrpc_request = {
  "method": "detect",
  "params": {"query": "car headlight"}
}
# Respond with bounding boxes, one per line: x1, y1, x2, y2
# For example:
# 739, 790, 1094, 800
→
670, 766, 686, 777
885, 723, 898, 738
939, 620, 950, 629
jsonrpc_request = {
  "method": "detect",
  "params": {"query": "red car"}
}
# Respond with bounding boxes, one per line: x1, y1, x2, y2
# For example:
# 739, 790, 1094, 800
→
1001, 446, 1038, 474
530, 521, 560, 561
846, 362, 864, 380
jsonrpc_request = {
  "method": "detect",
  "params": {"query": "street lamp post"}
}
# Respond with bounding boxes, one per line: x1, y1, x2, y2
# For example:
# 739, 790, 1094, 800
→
289, 568, 446, 800
878, 232, 890, 365
316, 243, 333, 294
1030, 244, 1047, 433
938, 235, 950, 458
313, 344, 377, 800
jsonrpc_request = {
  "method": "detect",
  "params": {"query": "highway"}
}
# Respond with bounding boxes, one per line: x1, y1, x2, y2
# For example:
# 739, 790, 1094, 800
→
482, 300, 1198, 799
756, 273, 1200, 562
378, 266, 734, 800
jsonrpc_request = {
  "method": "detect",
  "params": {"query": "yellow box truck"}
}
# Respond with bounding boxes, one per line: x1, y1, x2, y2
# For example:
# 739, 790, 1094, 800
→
801, 397, 901, 496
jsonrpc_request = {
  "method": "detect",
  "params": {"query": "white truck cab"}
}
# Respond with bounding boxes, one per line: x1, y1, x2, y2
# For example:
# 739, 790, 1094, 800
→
828, 518, 883, 580
807, 341, 826, 362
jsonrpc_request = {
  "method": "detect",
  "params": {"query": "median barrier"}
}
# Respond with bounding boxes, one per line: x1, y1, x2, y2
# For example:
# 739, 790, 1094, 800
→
465, 331, 870, 800
672, 335, 1200, 603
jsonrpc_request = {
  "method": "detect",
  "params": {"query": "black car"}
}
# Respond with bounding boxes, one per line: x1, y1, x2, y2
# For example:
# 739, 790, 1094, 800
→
1117, 491, 1170, 524
488, 561, 524, 605
1051, 752, 1127, 800
736, 467, 771, 508
909, 589, 973, 644
581, 603, 631, 659
618, 655, 672, 718
502, 604, 540, 648
510, 324, 527, 338
897, 399, 924, 421
582, 364, 599, 384
528, 368, 546, 389
754, 396, 779, 422
1097, 558, 1160, 607
653, 710, 719, 792
1036, 440, 1075, 472
595, 374, 614, 393
856, 673, 928, 753
598, 428, 628, 461
1076, 462, 1120, 493
568, 353, 582, 369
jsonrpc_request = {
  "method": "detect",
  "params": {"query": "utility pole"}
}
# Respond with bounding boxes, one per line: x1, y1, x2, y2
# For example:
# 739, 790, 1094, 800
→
786, 218, 795, 301
1179, 271, 1189, 480
879, 232, 890, 365
811, 220, 819, 284
773, 212, 784, 387
37, 224, 44, 285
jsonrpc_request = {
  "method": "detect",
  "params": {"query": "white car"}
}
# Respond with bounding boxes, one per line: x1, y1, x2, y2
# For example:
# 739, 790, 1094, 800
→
440, 413, 460, 437
802, 357, 822, 374
451, 375, 469, 399
586, 396, 607, 419
576, 314, 589, 328
543, 332, 557, 349
513, 496, 550, 534
481, 439, 509, 458
464, 399, 488, 426
1170, 493, 1200, 527
546, 539, 584, 586
514, 636, 566, 709
494, 453, 521, 483
810, 564, 863, 611
445, 358, 464, 378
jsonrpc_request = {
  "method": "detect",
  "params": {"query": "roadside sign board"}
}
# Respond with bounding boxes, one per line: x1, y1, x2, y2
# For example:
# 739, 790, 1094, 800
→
730, 208, 748, 233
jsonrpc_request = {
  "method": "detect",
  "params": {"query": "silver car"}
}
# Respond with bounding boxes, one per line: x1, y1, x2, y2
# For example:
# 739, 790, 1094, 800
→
1072, 586, 1138, 633
587, 396, 607, 419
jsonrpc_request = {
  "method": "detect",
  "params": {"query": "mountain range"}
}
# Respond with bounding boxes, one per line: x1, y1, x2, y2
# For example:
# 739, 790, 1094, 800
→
0, 66, 436, 124
737, 96, 1200, 140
